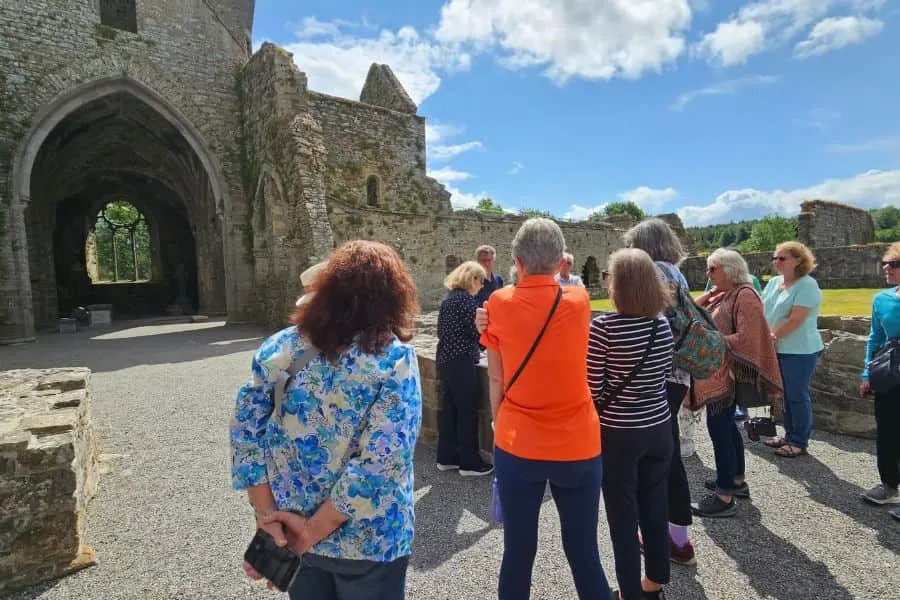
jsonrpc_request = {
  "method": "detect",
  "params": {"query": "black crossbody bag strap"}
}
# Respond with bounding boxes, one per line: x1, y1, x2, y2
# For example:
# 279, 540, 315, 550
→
595, 320, 659, 413
502, 287, 563, 397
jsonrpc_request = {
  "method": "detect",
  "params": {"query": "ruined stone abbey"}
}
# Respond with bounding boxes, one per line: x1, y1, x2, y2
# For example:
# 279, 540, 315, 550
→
0, 0, 624, 343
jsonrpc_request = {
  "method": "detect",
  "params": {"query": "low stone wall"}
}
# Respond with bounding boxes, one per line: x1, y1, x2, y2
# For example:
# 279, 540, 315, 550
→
0, 368, 100, 593
414, 335, 494, 460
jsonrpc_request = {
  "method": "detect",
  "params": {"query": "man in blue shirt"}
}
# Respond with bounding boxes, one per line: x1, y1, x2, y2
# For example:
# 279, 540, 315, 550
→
474, 244, 504, 307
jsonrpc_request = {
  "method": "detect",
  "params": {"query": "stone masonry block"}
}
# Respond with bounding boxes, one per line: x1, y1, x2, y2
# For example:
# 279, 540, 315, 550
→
0, 368, 99, 594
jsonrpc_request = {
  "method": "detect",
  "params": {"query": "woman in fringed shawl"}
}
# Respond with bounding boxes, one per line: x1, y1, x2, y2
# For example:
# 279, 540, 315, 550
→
692, 248, 783, 518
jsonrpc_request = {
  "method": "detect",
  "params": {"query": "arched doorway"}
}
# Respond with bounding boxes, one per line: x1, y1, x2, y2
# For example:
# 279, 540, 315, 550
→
582, 256, 601, 289
10, 78, 229, 332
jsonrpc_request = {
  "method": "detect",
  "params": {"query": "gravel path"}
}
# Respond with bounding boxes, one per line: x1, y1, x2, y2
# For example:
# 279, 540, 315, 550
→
2, 320, 897, 599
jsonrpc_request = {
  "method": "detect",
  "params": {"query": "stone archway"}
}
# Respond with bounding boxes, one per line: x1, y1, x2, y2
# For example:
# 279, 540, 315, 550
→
582, 256, 601, 289
8, 76, 231, 335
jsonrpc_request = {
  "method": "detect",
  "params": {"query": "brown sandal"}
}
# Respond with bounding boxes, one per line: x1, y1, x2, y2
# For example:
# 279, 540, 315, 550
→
775, 444, 807, 458
764, 436, 786, 448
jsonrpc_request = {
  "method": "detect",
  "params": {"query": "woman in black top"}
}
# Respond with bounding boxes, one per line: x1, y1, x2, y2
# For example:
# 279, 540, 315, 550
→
436, 261, 494, 476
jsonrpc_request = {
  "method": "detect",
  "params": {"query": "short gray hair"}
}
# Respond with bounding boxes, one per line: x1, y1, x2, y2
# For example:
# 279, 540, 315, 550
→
512, 218, 566, 275
475, 244, 496, 258
563, 252, 574, 265
623, 218, 686, 265
707, 248, 752, 285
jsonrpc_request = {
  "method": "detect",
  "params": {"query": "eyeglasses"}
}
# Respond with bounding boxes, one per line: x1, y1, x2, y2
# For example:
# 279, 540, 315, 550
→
771, 255, 788, 262
882, 260, 900, 269
706, 266, 718, 273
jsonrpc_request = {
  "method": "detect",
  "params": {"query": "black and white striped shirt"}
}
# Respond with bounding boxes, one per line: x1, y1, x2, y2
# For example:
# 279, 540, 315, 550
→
587, 313, 674, 429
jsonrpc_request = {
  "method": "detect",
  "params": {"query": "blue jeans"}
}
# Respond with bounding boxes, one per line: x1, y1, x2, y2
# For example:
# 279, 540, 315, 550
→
777, 352, 820, 448
706, 403, 745, 494
494, 447, 611, 600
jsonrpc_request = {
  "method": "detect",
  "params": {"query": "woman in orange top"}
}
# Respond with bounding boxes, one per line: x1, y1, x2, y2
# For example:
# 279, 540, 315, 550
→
480, 218, 610, 600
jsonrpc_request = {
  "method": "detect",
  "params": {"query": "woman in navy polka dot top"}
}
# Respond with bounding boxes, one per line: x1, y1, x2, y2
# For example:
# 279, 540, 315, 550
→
436, 261, 494, 476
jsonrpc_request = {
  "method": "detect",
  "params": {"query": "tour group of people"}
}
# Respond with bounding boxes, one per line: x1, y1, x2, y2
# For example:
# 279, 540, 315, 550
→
229, 217, 900, 600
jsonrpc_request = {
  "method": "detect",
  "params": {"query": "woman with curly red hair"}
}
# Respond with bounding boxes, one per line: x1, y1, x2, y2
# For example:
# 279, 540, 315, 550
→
231, 240, 422, 600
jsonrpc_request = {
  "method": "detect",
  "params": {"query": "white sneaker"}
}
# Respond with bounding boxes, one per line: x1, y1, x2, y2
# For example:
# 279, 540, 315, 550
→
861, 483, 900, 505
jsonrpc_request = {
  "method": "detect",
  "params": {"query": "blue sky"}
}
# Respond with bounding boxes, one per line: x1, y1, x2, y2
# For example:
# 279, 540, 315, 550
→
252, 0, 900, 226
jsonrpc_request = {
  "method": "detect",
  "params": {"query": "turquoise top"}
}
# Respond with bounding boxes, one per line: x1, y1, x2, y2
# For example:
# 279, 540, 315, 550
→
862, 287, 900, 381
761, 274, 824, 355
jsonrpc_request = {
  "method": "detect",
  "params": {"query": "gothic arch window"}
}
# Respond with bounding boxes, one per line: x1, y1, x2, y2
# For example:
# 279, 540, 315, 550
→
445, 255, 459, 274
88, 200, 151, 282
100, 0, 138, 33
582, 256, 600, 288
366, 175, 380, 207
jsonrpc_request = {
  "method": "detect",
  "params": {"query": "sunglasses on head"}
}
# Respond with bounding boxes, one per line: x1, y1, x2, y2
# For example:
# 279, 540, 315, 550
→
882, 260, 900, 269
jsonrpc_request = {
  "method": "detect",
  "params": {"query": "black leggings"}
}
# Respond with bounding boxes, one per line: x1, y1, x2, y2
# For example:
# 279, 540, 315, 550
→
666, 382, 693, 526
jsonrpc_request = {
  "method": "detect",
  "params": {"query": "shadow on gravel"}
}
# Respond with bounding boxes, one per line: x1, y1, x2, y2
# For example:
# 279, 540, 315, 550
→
690, 461, 854, 600
411, 446, 495, 571
4, 580, 60, 600
745, 441, 900, 553
0, 319, 266, 373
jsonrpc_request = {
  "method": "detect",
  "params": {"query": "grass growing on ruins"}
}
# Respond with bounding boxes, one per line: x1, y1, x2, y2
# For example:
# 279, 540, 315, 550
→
590, 288, 885, 317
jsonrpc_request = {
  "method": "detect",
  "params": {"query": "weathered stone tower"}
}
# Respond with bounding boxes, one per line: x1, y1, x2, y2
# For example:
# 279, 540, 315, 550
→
0, 0, 256, 342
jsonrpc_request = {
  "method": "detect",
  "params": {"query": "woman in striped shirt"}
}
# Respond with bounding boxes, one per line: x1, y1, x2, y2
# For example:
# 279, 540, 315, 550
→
588, 248, 674, 600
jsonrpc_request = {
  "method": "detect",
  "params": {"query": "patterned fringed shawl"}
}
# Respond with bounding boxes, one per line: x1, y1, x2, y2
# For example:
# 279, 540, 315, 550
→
693, 283, 784, 414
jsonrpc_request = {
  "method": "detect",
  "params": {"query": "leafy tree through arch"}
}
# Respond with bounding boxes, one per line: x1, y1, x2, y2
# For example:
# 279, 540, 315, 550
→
91, 200, 151, 282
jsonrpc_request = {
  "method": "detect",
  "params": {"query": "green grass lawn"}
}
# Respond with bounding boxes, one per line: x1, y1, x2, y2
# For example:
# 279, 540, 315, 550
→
590, 288, 883, 317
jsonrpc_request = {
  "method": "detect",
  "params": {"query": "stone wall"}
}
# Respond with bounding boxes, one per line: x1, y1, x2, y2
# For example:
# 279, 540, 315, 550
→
308, 92, 450, 215
330, 206, 621, 309
0, 368, 100, 593
798, 199, 876, 248
0, 0, 253, 342
681, 244, 891, 290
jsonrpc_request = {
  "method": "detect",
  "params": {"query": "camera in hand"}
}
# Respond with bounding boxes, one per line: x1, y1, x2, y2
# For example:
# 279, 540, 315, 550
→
244, 528, 301, 592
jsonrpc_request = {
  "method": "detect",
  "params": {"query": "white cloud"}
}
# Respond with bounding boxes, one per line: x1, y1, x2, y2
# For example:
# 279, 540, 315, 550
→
677, 169, 900, 226
425, 122, 464, 144
694, 0, 886, 66
282, 19, 470, 105
671, 74, 777, 110
430, 141, 484, 161
444, 184, 490, 210
794, 16, 884, 58
694, 21, 766, 66
507, 161, 524, 175
428, 167, 473, 182
435, 0, 693, 83
620, 186, 679, 212
562, 186, 679, 219
824, 136, 900, 153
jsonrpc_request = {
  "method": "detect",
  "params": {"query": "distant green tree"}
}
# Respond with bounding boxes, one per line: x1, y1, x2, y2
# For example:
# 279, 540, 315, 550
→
92, 200, 151, 282
872, 206, 900, 229
739, 216, 798, 253
603, 201, 647, 221
477, 197, 504, 216
519, 208, 554, 219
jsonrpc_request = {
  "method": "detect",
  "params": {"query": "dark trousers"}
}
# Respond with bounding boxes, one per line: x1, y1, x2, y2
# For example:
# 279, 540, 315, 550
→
602, 422, 673, 600
875, 392, 900, 489
437, 357, 480, 469
706, 402, 746, 494
289, 554, 408, 600
666, 383, 693, 526
494, 447, 611, 600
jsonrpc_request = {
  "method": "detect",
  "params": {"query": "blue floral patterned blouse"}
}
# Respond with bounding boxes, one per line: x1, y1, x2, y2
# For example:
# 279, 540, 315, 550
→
230, 325, 422, 562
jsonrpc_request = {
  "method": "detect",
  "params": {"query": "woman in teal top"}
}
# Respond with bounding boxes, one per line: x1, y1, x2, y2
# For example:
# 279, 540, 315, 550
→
760, 241, 824, 457
858, 242, 900, 514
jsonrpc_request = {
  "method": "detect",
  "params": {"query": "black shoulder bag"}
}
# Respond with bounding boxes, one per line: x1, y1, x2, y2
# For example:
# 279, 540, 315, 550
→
594, 320, 659, 415
868, 338, 900, 395
500, 287, 563, 400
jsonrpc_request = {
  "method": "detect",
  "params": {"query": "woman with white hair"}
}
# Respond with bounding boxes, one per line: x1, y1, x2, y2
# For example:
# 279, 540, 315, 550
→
694, 248, 783, 517
481, 218, 611, 599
